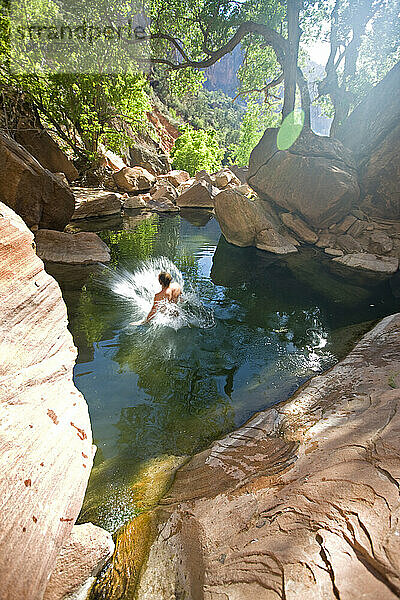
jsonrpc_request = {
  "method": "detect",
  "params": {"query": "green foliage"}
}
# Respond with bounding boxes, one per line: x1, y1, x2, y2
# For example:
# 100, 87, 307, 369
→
229, 98, 279, 166
171, 125, 224, 175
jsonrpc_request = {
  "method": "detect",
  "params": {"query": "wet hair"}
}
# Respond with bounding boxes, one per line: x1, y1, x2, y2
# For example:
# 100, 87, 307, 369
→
159, 271, 172, 287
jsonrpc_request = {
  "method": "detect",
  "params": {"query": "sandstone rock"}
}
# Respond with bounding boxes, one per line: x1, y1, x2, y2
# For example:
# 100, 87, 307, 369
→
129, 138, 172, 175
248, 127, 360, 229
54, 172, 69, 186
324, 247, 344, 256
332, 252, 399, 274
234, 183, 254, 196
15, 124, 79, 182
347, 219, 367, 238
72, 188, 122, 220
134, 313, 400, 600
336, 214, 357, 233
195, 170, 213, 185
165, 170, 190, 187
0, 133, 75, 230
152, 183, 178, 203
316, 231, 337, 248
98, 145, 127, 172
113, 166, 155, 192
214, 167, 240, 189
147, 198, 179, 213
337, 64, 400, 221
336, 233, 363, 253
43, 523, 114, 600
229, 164, 248, 184
214, 189, 297, 254
369, 231, 394, 254
0, 203, 95, 599
123, 196, 147, 210
256, 228, 298, 254
280, 212, 318, 244
176, 181, 218, 208
35, 230, 111, 264
176, 178, 196, 195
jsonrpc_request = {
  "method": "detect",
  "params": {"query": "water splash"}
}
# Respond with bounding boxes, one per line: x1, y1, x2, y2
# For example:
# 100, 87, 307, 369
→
107, 257, 215, 331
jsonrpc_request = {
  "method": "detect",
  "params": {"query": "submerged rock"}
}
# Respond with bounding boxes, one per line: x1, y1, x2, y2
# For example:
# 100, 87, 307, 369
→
280, 212, 318, 244
35, 229, 111, 264
332, 252, 399, 275
135, 313, 400, 600
248, 127, 360, 229
0, 202, 100, 599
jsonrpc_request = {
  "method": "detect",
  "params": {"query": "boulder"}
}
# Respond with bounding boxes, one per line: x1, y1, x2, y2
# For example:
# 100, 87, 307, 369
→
336, 214, 357, 233
369, 230, 394, 255
123, 195, 147, 210
248, 127, 360, 229
147, 198, 179, 213
151, 183, 178, 203
15, 124, 79, 182
43, 523, 114, 600
335, 233, 363, 253
134, 313, 400, 600
195, 170, 214, 185
0, 202, 98, 599
129, 140, 172, 175
72, 188, 122, 220
165, 170, 190, 187
325, 247, 344, 256
280, 212, 318, 244
176, 181, 218, 208
214, 167, 240, 189
113, 166, 156, 193
332, 252, 399, 275
214, 189, 297, 254
35, 229, 111, 264
0, 133, 75, 230
98, 145, 127, 172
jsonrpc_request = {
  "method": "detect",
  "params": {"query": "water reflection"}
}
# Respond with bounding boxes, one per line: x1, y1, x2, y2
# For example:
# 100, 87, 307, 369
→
47, 212, 400, 532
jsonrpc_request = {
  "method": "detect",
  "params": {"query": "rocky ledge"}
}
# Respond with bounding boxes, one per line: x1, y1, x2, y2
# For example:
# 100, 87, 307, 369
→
134, 313, 400, 600
0, 202, 113, 599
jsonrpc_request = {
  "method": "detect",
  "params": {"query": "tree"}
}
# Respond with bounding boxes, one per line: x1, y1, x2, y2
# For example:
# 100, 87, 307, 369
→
144, 0, 399, 136
317, 0, 400, 135
170, 125, 224, 174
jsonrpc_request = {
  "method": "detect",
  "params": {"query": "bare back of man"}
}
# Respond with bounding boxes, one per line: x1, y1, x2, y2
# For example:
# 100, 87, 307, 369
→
139, 272, 182, 324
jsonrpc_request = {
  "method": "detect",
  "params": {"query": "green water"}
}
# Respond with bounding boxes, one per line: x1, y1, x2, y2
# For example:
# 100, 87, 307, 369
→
53, 210, 399, 533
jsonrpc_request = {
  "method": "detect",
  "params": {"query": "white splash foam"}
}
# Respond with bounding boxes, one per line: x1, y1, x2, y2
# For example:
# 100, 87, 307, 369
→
108, 257, 215, 331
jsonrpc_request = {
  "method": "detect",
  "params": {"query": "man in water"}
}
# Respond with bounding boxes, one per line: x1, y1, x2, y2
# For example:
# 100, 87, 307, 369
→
138, 271, 182, 324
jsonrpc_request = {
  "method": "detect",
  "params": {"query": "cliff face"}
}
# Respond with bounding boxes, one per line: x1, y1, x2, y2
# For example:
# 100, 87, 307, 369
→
0, 202, 95, 599
135, 313, 400, 600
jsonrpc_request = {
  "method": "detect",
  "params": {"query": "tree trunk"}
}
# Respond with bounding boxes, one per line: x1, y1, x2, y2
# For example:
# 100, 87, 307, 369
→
282, 0, 302, 120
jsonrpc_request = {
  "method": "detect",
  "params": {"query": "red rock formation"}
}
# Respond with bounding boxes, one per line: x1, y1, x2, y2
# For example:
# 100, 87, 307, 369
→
135, 313, 400, 600
146, 108, 180, 155
0, 202, 95, 599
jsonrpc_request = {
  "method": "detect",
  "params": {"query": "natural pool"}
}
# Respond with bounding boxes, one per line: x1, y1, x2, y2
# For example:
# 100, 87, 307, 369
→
53, 210, 399, 535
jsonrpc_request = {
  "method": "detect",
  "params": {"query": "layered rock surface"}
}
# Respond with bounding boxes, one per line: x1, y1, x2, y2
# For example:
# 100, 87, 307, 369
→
0, 202, 103, 599
337, 63, 400, 221
35, 229, 111, 264
248, 127, 360, 229
0, 133, 75, 230
135, 313, 400, 600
